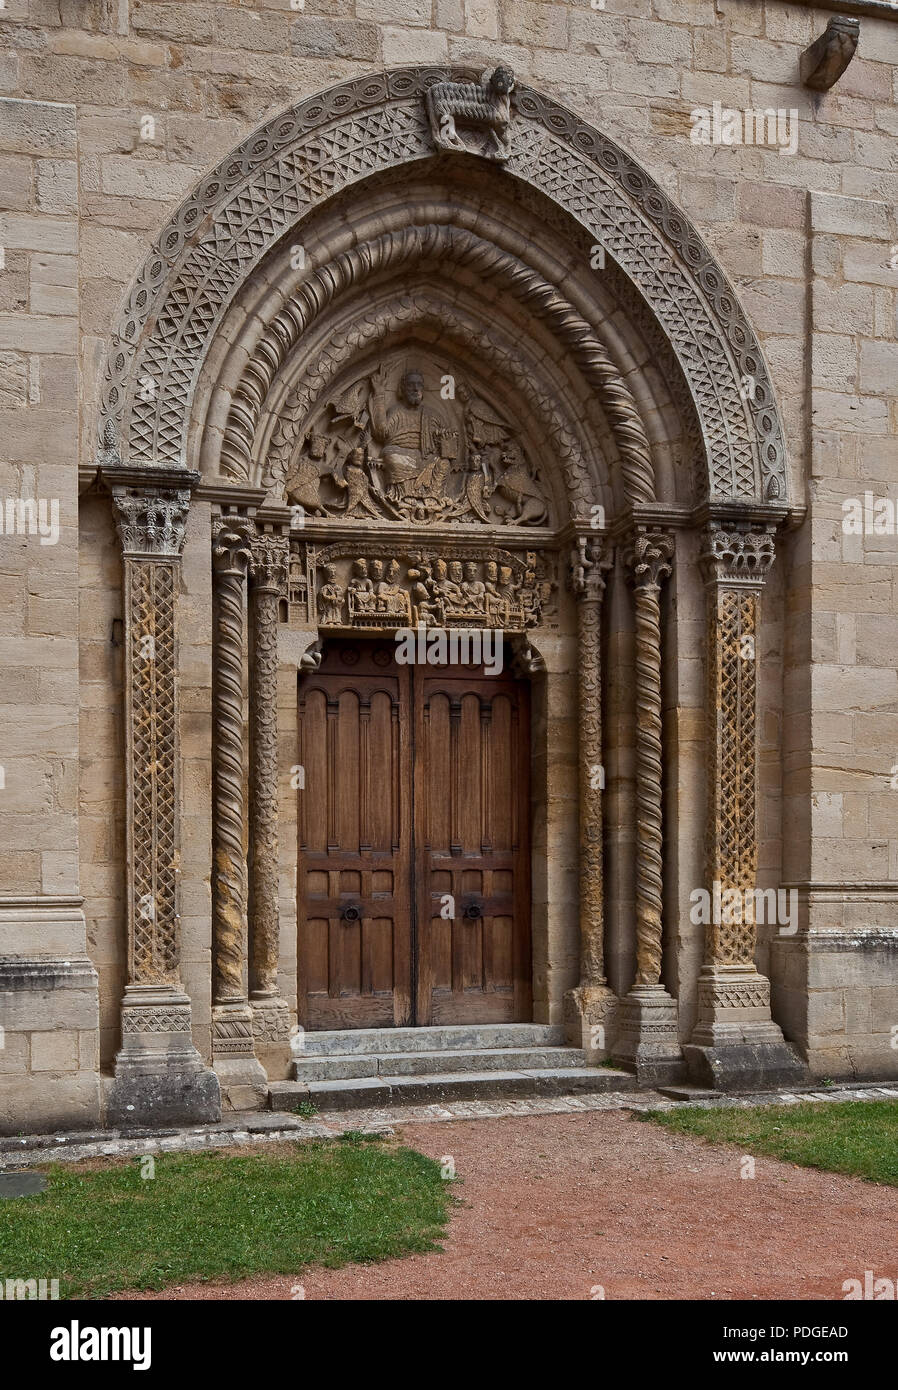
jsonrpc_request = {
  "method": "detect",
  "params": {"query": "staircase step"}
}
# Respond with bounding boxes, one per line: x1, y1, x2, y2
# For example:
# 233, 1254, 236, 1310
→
296, 1024, 564, 1057
292, 1046, 587, 1082
269, 1066, 636, 1113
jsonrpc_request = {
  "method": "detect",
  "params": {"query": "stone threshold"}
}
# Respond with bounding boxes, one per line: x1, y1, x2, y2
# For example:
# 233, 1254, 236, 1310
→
1, 1080, 896, 1172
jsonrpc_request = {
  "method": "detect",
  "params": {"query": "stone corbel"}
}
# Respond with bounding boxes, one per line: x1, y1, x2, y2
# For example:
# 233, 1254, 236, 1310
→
685, 522, 805, 1089
103, 464, 221, 1128
611, 527, 685, 1083
563, 534, 618, 1059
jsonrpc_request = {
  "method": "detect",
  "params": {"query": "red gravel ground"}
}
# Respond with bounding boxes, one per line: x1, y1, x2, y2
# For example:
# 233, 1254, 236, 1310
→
115, 1109, 898, 1301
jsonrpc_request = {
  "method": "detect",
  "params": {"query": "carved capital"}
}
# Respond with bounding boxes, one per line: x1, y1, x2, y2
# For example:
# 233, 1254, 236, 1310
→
111, 487, 192, 559
625, 527, 674, 591
212, 515, 254, 578
570, 535, 612, 601
250, 531, 289, 593
700, 523, 776, 588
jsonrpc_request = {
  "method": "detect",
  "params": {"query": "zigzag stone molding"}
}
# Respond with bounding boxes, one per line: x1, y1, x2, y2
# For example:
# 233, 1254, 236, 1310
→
97, 67, 787, 506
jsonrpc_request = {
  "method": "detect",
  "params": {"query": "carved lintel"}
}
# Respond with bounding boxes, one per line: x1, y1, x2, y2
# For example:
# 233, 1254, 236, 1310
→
289, 541, 555, 635
801, 16, 859, 92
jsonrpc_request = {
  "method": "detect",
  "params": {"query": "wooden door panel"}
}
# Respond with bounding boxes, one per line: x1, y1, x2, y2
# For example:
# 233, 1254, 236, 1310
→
415, 664, 531, 1026
297, 644, 412, 1030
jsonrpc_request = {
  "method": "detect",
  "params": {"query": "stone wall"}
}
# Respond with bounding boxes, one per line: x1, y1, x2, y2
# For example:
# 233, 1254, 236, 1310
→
1, 0, 896, 1130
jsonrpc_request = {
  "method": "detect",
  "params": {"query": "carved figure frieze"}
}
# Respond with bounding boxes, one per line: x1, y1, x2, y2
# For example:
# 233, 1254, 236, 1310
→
287, 541, 555, 633
426, 66, 516, 161
269, 355, 551, 528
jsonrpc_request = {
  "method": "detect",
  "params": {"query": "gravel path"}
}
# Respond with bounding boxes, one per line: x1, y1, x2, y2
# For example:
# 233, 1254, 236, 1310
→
115, 1108, 898, 1301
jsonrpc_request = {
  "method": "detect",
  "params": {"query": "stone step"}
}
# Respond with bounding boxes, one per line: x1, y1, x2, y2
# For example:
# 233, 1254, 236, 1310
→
292, 1046, 587, 1082
269, 1066, 636, 1113
295, 1023, 565, 1057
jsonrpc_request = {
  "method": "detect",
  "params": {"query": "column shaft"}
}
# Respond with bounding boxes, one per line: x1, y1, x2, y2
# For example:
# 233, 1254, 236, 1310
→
105, 469, 220, 1127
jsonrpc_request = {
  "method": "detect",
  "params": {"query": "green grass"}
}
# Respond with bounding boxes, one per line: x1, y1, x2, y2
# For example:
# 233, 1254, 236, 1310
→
0, 1138, 455, 1299
641, 1099, 898, 1187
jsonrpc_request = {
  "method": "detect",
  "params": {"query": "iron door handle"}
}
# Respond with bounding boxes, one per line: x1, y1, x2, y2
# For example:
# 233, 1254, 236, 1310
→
341, 904, 361, 923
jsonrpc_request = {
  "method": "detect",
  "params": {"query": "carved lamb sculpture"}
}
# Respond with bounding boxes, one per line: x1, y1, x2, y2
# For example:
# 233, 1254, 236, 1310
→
426, 66, 516, 162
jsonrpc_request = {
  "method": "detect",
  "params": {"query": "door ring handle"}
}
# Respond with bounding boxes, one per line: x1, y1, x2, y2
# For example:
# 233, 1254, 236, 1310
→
341, 904, 361, 923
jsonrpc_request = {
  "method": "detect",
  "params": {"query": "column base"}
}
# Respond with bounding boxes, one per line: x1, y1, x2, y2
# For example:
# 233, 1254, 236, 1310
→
686, 966, 808, 1090
107, 985, 221, 1128
611, 983, 687, 1085
251, 994, 293, 1082
212, 1002, 268, 1111
563, 982, 618, 1061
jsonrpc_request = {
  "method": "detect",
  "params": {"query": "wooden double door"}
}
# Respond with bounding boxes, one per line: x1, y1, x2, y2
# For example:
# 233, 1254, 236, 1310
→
297, 639, 531, 1029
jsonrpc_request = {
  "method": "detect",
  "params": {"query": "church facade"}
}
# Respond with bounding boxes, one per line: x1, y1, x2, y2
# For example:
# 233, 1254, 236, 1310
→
1, 0, 897, 1133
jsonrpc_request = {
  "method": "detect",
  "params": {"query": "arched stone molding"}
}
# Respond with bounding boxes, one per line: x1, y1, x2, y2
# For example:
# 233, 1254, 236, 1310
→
217, 225, 655, 508
256, 290, 600, 523
90, 67, 798, 1108
96, 67, 788, 508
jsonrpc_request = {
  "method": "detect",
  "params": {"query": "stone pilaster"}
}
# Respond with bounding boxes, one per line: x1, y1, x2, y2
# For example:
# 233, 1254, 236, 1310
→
563, 535, 618, 1059
248, 528, 291, 1048
104, 467, 221, 1127
685, 522, 806, 1089
211, 514, 267, 1106
613, 528, 685, 1082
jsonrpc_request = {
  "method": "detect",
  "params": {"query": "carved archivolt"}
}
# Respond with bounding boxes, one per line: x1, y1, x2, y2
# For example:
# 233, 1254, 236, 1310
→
220, 225, 655, 508
98, 67, 787, 505
263, 292, 594, 519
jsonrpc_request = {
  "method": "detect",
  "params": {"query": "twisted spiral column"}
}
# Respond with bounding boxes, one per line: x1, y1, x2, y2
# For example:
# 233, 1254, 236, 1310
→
611, 527, 683, 1081
211, 517, 264, 1084
630, 532, 673, 985
563, 535, 617, 1057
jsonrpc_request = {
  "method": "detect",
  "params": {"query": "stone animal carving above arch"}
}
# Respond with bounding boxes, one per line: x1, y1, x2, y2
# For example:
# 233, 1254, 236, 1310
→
97, 66, 787, 507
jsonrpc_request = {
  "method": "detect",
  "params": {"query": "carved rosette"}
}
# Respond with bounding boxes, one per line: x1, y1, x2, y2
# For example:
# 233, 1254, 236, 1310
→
625, 528, 674, 987
249, 530, 289, 1013
211, 517, 253, 1024
700, 523, 776, 970
571, 535, 613, 989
